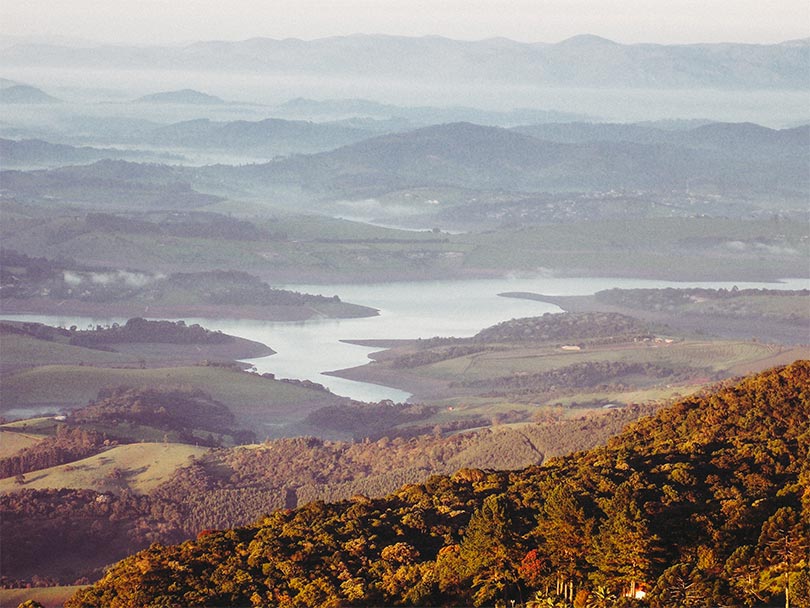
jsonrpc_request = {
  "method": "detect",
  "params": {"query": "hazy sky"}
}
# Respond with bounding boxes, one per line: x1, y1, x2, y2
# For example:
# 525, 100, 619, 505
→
2, 0, 808, 46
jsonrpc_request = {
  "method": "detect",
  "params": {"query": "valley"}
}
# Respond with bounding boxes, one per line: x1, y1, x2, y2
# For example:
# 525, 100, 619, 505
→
0, 23, 808, 608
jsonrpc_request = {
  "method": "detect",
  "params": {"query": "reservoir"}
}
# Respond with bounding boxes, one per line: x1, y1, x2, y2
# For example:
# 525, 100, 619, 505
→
4, 276, 808, 403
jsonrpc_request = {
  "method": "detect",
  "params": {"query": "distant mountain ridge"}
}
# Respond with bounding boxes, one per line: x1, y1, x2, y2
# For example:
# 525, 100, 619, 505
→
135, 89, 224, 104
512, 121, 810, 149
227, 120, 810, 195
146, 117, 370, 152
0, 138, 151, 166
0, 83, 61, 104
5, 120, 806, 205
273, 97, 591, 125
2, 34, 807, 89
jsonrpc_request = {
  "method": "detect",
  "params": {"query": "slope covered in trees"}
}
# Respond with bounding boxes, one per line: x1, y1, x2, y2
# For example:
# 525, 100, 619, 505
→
0, 402, 656, 586
65, 361, 810, 607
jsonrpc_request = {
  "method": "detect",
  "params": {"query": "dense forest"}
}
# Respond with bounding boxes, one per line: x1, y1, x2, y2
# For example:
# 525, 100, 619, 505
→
62, 361, 809, 607
0, 400, 658, 587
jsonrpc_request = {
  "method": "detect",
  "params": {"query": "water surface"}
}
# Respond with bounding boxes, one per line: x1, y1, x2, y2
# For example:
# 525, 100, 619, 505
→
4, 276, 807, 402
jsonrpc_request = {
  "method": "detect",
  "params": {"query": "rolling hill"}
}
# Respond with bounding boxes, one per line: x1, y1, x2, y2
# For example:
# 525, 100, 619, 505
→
0, 83, 61, 104
0, 137, 154, 167
231, 121, 810, 196
59, 361, 810, 607
3, 120, 807, 210
146, 117, 372, 153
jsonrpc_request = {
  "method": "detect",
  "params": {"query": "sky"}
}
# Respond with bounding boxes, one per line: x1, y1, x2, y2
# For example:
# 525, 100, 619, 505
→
2, 0, 808, 46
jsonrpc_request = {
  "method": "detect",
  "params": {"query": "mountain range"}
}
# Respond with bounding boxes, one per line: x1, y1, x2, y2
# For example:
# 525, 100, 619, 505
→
0, 138, 169, 167
4, 120, 808, 208
2, 34, 808, 89
223, 121, 810, 196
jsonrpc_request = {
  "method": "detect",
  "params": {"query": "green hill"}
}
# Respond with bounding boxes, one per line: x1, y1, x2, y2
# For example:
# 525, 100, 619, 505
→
0, 365, 342, 430
63, 360, 810, 608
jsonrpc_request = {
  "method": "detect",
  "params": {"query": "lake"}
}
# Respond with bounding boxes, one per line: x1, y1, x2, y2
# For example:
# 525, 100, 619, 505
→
4, 276, 808, 403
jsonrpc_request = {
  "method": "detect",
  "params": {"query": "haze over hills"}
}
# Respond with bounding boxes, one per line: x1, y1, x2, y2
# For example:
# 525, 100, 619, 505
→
0, 138, 177, 167
512, 121, 810, 149
2, 34, 808, 90
222, 121, 810, 197
1, 12, 809, 608
146, 117, 372, 153
0, 83, 61, 104
273, 97, 592, 125
3, 119, 807, 220
134, 89, 225, 105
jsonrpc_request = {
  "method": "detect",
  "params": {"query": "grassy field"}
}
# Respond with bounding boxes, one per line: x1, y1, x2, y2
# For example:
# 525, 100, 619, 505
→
0, 586, 83, 608
332, 337, 809, 429
0, 442, 209, 495
689, 294, 809, 318
0, 365, 342, 429
1, 417, 72, 434
0, 428, 43, 457
0, 333, 141, 372
424, 341, 798, 382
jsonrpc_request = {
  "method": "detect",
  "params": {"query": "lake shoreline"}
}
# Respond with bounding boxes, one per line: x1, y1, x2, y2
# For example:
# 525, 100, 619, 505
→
499, 291, 810, 345
0, 298, 378, 322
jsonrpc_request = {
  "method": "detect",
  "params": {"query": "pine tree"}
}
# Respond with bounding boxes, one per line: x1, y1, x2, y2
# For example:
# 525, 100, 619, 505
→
588, 483, 660, 598
458, 493, 522, 606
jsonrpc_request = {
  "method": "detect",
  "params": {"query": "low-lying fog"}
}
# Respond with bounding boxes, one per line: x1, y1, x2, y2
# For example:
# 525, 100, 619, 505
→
4, 66, 810, 126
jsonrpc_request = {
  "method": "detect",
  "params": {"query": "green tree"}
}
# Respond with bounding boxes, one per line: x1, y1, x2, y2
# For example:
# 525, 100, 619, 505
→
458, 493, 522, 606
755, 507, 809, 608
585, 586, 616, 608
725, 545, 768, 607
649, 563, 710, 608
588, 483, 660, 598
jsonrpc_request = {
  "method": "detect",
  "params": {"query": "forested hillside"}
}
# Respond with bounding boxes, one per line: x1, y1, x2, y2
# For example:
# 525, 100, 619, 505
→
0, 397, 655, 586
65, 361, 810, 608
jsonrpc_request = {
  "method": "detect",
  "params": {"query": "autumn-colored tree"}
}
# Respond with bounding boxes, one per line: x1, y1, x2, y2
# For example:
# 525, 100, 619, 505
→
535, 484, 594, 602
519, 548, 551, 591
